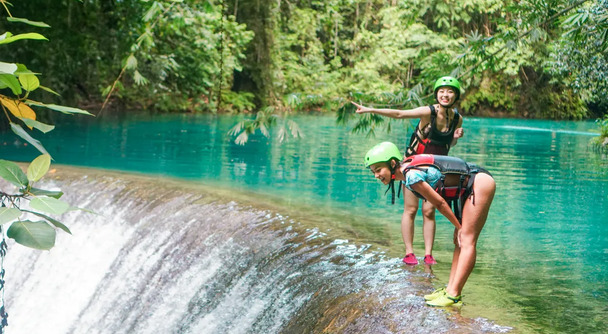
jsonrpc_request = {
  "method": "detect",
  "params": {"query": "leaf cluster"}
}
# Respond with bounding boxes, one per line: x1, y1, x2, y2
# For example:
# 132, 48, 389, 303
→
228, 106, 302, 145
1, 5, 92, 250
0, 155, 72, 250
548, 0, 608, 113
101, 0, 254, 113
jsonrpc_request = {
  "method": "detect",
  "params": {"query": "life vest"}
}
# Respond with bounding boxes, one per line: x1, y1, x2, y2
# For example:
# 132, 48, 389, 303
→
402, 154, 485, 223
405, 105, 460, 157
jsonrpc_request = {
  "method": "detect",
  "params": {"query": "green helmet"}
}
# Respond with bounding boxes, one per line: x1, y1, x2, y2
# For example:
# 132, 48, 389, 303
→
433, 76, 461, 101
364, 142, 403, 167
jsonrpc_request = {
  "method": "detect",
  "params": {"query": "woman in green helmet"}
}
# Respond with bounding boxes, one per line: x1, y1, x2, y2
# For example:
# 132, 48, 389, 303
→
364, 141, 496, 307
353, 76, 465, 266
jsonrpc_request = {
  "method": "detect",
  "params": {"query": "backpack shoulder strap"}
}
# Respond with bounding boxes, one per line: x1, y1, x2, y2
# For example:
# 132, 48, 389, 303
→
429, 105, 437, 120
451, 109, 461, 129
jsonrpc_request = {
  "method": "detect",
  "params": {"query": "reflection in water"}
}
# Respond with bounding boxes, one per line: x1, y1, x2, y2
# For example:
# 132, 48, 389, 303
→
0, 114, 607, 333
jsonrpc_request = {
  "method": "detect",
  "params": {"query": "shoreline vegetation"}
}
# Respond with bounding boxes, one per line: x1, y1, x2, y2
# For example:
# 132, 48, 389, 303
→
2, 1, 607, 144
592, 115, 608, 151
2, 1, 606, 120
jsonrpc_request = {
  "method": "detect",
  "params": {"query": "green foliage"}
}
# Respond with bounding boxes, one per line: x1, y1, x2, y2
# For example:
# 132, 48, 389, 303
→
597, 115, 608, 138
3, 0, 607, 137
102, 0, 254, 113
1, 4, 90, 250
228, 106, 303, 145
461, 77, 517, 115
220, 90, 256, 113
6, 220, 56, 250
0, 157, 72, 250
548, 0, 608, 114
591, 114, 608, 149
337, 89, 422, 137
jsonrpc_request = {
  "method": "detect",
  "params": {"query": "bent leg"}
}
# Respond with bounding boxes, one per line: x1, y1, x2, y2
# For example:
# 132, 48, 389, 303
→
446, 173, 496, 297
402, 187, 420, 255
421, 200, 436, 256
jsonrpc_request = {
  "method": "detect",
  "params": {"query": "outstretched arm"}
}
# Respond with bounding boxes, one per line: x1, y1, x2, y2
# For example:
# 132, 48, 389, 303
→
352, 102, 430, 120
410, 181, 461, 229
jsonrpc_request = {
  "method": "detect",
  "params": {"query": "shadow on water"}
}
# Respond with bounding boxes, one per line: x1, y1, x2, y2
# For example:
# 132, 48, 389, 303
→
3, 166, 510, 334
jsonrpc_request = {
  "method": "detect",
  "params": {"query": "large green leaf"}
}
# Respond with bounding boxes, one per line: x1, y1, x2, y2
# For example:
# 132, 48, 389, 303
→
21, 210, 71, 234
0, 73, 23, 95
0, 159, 29, 187
0, 207, 21, 225
28, 187, 63, 199
0, 62, 17, 75
0, 32, 48, 45
19, 73, 40, 91
10, 123, 50, 155
26, 101, 93, 116
30, 196, 70, 215
18, 117, 55, 133
7, 220, 56, 250
27, 154, 51, 182
6, 17, 51, 28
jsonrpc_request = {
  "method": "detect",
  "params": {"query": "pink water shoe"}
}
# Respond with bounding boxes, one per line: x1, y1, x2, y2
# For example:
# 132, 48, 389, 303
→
424, 254, 437, 265
402, 253, 418, 265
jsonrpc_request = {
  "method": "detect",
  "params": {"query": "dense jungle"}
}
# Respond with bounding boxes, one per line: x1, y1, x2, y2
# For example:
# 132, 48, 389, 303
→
2, 2, 608, 334
1, 0, 606, 119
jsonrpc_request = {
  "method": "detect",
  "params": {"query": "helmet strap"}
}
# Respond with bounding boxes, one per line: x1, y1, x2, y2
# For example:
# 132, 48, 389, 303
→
384, 179, 396, 204
385, 159, 398, 204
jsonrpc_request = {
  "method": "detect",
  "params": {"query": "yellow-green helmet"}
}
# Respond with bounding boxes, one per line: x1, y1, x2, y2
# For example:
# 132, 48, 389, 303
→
434, 76, 461, 101
364, 142, 403, 167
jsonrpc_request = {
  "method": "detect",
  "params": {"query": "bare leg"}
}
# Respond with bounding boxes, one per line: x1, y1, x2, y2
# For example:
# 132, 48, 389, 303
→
402, 187, 420, 255
448, 229, 460, 284
446, 173, 496, 297
421, 200, 436, 256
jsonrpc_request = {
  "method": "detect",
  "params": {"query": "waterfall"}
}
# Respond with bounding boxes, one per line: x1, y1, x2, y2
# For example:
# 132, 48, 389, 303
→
3, 167, 509, 334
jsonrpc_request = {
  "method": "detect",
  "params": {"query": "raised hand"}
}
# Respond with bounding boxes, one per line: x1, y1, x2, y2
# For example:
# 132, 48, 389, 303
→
351, 102, 372, 114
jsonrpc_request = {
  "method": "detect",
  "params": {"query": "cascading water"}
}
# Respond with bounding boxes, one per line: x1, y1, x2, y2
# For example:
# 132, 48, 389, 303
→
3, 167, 510, 334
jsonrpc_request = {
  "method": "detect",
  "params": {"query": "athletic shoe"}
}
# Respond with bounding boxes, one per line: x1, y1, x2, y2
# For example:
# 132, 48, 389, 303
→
426, 293, 462, 307
424, 254, 437, 265
402, 253, 418, 265
423, 287, 445, 301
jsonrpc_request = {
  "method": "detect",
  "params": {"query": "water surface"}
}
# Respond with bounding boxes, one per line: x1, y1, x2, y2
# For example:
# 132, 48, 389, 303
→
1, 113, 607, 333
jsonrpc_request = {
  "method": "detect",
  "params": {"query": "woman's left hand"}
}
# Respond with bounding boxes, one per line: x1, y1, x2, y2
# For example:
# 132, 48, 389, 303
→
454, 127, 464, 139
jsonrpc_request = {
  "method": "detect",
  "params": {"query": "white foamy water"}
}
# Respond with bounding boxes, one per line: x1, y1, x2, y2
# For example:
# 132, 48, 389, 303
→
3, 168, 509, 334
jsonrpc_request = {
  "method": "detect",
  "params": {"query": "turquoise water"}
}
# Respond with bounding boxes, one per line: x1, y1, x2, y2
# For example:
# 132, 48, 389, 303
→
1, 113, 607, 333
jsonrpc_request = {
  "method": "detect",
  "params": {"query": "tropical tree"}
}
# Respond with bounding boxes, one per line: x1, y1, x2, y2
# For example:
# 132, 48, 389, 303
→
101, 0, 255, 113
549, 0, 608, 117
337, 0, 601, 136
